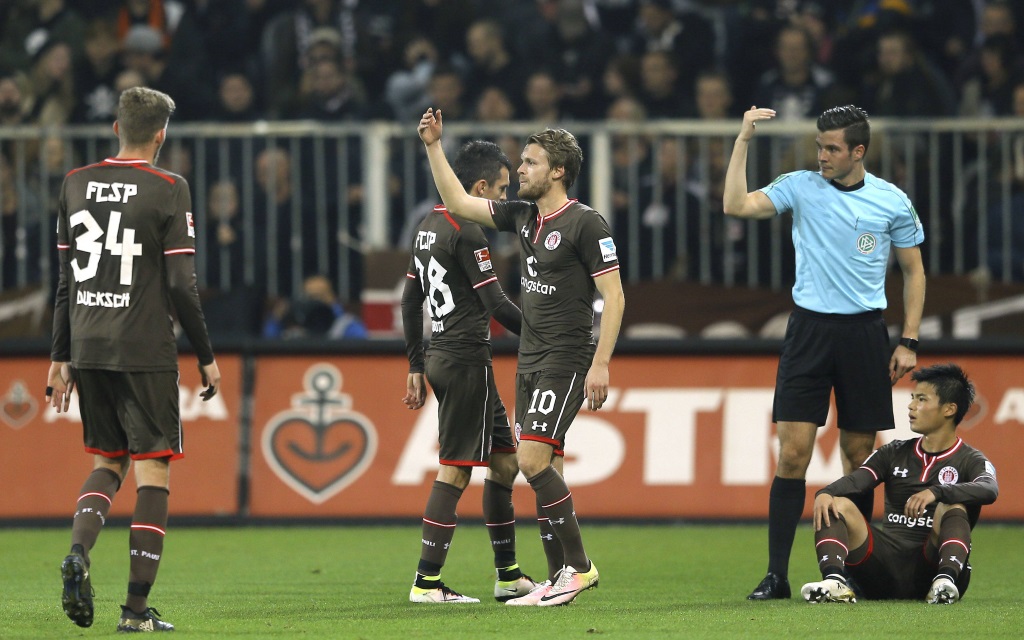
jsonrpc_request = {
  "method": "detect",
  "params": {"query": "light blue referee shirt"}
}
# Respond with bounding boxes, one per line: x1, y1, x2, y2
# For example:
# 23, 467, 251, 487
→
760, 170, 924, 314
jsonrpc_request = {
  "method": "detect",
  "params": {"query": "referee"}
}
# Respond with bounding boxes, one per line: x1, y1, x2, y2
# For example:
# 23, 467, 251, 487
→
723, 104, 926, 600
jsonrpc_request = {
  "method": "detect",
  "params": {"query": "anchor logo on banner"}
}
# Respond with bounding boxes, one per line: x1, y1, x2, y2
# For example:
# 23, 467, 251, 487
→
261, 364, 378, 504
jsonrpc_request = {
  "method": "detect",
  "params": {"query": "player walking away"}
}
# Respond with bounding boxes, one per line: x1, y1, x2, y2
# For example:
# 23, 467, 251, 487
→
418, 108, 625, 607
801, 363, 998, 604
723, 104, 926, 600
402, 140, 537, 604
47, 86, 221, 632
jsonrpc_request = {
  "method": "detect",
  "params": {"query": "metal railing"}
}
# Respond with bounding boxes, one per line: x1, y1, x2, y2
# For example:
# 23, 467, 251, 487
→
2, 117, 1022, 302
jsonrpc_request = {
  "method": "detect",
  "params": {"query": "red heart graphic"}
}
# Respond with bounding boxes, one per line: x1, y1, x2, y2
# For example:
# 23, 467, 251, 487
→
262, 413, 376, 504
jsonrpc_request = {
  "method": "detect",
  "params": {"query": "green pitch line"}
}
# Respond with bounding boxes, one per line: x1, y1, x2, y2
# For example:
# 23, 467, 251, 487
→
1, 524, 1020, 639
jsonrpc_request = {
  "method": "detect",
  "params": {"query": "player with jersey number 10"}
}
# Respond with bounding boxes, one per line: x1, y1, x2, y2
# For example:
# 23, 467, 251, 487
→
418, 107, 625, 607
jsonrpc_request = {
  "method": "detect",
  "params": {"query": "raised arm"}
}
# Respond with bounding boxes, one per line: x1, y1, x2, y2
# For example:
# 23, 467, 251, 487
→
418, 108, 497, 229
722, 107, 779, 219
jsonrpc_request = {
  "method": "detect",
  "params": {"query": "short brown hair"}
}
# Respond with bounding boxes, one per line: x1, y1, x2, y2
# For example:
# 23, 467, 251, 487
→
116, 86, 175, 146
526, 128, 583, 190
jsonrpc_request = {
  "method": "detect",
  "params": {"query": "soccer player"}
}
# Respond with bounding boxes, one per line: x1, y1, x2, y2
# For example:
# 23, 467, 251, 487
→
47, 86, 221, 632
402, 140, 537, 604
801, 363, 998, 603
418, 108, 625, 607
723, 104, 926, 600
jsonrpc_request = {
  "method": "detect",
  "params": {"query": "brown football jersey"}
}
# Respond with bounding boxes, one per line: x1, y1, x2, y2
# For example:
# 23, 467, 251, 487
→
490, 199, 620, 373
52, 158, 211, 371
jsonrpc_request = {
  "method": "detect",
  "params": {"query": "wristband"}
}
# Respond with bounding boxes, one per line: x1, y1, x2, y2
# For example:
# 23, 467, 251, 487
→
898, 337, 918, 352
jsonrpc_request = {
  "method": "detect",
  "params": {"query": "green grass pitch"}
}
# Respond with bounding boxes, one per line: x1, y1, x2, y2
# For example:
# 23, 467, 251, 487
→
1, 523, 1020, 638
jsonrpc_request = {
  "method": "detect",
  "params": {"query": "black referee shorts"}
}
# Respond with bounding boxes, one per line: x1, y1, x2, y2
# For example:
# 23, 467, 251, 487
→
772, 306, 896, 432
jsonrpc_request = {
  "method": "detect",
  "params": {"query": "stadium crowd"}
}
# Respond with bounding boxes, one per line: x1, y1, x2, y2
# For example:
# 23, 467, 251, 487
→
3, 0, 1024, 337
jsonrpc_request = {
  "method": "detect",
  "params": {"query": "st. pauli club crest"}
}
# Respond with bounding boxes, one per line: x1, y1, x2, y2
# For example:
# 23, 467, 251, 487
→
261, 364, 378, 504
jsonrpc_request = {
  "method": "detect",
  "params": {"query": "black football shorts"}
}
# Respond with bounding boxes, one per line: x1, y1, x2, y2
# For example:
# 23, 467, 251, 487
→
425, 355, 514, 466
73, 368, 184, 460
514, 369, 587, 451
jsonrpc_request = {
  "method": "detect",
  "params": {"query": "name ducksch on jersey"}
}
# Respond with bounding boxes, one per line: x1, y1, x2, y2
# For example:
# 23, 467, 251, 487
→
77, 290, 131, 308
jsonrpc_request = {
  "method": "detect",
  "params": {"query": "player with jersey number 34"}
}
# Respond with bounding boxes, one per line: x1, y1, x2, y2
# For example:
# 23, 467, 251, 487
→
418, 107, 625, 607
47, 86, 221, 633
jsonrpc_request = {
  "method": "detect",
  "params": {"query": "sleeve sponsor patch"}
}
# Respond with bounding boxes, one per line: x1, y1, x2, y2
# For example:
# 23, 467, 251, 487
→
186, 212, 195, 238
599, 237, 617, 262
985, 460, 997, 478
474, 247, 492, 272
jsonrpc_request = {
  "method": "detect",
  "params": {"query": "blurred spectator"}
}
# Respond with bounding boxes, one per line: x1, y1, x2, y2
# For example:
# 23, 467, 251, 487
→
463, 18, 526, 118
211, 71, 261, 122
0, 0, 86, 72
204, 179, 246, 292
981, 81, 1024, 281
0, 153, 43, 291
630, 0, 714, 107
395, 0, 474, 67
955, 0, 1022, 88
260, 1, 403, 119
254, 146, 309, 298
694, 71, 735, 120
526, 0, 612, 119
620, 136, 702, 282
26, 40, 75, 126
263, 274, 368, 339
120, 23, 213, 119
523, 69, 567, 124
385, 36, 440, 122
723, 0, 782, 109
959, 35, 1023, 118
863, 29, 956, 117
291, 56, 371, 121
115, 0, 210, 88
70, 19, 122, 124
914, 0, 978, 80
638, 50, 690, 119
473, 86, 516, 123
426, 64, 469, 121
829, 0, 915, 93
187, 0, 257, 81
596, 53, 642, 116
0, 72, 28, 127
753, 24, 837, 121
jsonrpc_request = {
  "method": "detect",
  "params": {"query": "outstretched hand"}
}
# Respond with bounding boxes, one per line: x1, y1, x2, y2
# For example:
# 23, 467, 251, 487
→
418, 108, 442, 146
739, 106, 777, 141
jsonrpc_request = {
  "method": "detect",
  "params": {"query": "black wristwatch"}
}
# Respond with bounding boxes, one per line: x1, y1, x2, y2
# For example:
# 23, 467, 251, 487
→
898, 337, 919, 352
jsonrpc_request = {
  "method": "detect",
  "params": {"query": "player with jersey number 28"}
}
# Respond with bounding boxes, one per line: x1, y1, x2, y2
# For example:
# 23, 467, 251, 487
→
47, 86, 221, 633
801, 363, 998, 604
402, 140, 537, 604
418, 108, 625, 607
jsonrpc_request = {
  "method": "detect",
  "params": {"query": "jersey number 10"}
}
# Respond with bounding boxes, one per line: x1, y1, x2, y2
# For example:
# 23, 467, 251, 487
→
69, 209, 142, 286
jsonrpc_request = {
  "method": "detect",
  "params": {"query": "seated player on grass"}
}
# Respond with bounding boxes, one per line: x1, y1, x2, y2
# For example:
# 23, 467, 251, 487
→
801, 363, 998, 604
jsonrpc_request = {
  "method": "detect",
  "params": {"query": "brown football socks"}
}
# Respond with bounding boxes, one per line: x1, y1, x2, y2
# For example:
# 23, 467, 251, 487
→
813, 514, 849, 580
535, 494, 564, 581
528, 466, 588, 571
126, 486, 169, 613
482, 479, 519, 571
936, 508, 971, 582
416, 481, 464, 581
70, 468, 122, 564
